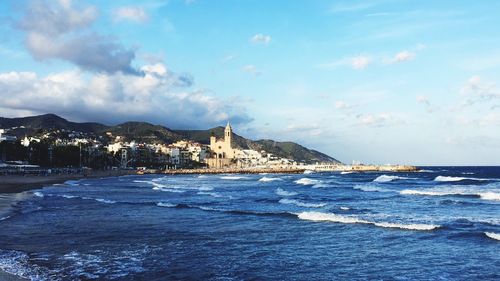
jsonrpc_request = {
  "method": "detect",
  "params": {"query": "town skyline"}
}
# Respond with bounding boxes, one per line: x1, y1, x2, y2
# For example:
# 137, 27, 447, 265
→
1, 0, 500, 165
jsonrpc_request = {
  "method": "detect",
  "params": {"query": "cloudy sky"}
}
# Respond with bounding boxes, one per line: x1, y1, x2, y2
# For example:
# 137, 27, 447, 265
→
1, 0, 499, 165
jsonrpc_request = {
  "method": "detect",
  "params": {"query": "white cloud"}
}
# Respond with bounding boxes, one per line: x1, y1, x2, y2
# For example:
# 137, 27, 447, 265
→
113, 6, 149, 23
319, 55, 371, 70
250, 34, 272, 45
351, 55, 371, 69
356, 113, 402, 127
242, 65, 261, 76
389, 50, 415, 63
0, 63, 251, 129
459, 75, 499, 106
18, 0, 137, 74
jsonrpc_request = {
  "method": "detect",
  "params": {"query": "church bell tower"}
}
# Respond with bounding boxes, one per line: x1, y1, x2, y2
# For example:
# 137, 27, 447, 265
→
224, 121, 232, 147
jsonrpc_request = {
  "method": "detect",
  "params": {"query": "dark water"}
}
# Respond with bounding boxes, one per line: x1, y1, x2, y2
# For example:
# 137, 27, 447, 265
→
0, 167, 499, 280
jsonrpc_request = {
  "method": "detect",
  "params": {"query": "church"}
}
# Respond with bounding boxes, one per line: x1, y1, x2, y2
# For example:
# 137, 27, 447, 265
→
206, 122, 240, 168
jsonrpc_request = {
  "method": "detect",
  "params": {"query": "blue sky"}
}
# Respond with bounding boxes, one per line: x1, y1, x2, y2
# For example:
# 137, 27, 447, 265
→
1, 0, 499, 165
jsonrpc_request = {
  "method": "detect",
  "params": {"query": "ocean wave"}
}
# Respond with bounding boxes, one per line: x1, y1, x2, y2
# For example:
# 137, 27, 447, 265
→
33, 191, 44, 198
479, 192, 500, 201
220, 176, 246, 180
279, 199, 326, 208
304, 170, 314, 174
400, 188, 500, 201
0, 215, 11, 221
418, 169, 434, 173
434, 176, 490, 182
60, 194, 78, 199
296, 211, 439, 231
157, 202, 176, 208
258, 177, 283, 182
197, 191, 232, 199
485, 232, 500, 241
312, 183, 330, 188
275, 188, 298, 197
340, 171, 353, 174
295, 178, 320, 186
353, 185, 390, 193
373, 175, 409, 182
152, 186, 186, 193
65, 180, 81, 186
94, 198, 116, 204
340, 206, 350, 210
0, 249, 52, 281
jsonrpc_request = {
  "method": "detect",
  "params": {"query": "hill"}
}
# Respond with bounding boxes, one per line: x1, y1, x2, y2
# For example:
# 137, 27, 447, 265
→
1, 114, 340, 164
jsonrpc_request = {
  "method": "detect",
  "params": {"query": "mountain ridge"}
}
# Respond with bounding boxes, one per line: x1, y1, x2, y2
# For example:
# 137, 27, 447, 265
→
0, 114, 340, 164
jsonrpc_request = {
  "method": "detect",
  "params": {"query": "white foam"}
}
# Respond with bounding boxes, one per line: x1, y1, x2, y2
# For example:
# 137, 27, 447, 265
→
152, 187, 185, 193
61, 194, 78, 199
485, 232, 500, 241
418, 169, 434, 173
373, 222, 440, 231
340, 206, 350, 210
297, 211, 366, 224
258, 177, 282, 182
197, 191, 232, 199
197, 175, 207, 178
157, 202, 176, 208
373, 175, 408, 182
400, 188, 500, 201
479, 192, 500, 201
295, 178, 320, 185
220, 176, 246, 180
279, 199, 326, 208
297, 211, 439, 231
33, 191, 44, 198
275, 188, 298, 197
0, 249, 51, 280
434, 176, 489, 182
94, 198, 116, 204
340, 171, 353, 174
304, 170, 314, 174
353, 185, 390, 193
312, 183, 329, 188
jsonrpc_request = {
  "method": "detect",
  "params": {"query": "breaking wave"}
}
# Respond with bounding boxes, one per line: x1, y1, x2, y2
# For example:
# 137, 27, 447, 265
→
400, 189, 500, 201
485, 232, 500, 241
295, 178, 320, 186
156, 202, 176, 208
275, 188, 298, 197
353, 185, 390, 193
304, 170, 314, 174
259, 177, 283, 182
340, 206, 350, 210
373, 175, 409, 182
0, 249, 52, 281
279, 199, 326, 208
33, 191, 44, 198
297, 211, 440, 231
341, 171, 353, 174
220, 176, 246, 180
434, 176, 490, 182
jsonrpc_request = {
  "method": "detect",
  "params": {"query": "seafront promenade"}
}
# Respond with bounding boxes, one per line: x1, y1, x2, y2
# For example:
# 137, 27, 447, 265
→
137, 164, 419, 175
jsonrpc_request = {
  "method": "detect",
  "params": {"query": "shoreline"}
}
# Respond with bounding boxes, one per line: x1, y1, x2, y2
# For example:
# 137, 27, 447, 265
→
0, 270, 28, 281
0, 170, 135, 194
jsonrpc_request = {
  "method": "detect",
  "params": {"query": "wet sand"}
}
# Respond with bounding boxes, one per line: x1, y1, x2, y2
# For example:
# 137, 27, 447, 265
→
0, 170, 135, 194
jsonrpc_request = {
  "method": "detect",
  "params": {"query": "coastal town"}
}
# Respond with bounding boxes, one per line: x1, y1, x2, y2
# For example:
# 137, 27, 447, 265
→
0, 121, 417, 177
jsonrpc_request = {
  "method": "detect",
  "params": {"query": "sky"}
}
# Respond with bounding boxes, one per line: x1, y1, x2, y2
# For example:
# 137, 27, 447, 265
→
0, 0, 499, 166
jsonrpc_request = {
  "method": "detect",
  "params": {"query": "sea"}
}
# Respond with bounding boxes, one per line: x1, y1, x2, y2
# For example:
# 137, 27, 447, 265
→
0, 166, 499, 280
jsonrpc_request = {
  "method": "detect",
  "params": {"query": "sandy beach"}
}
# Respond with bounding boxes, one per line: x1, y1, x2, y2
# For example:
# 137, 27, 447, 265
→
0, 170, 135, 194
